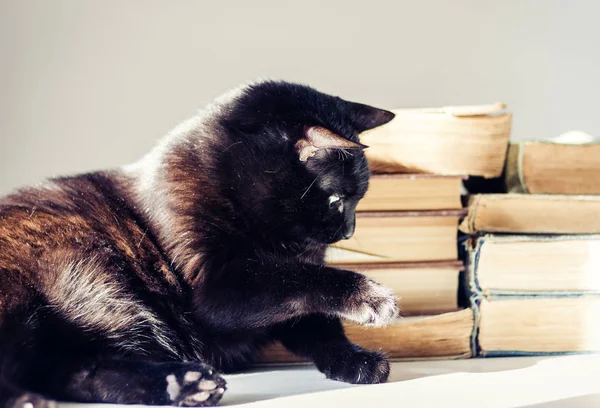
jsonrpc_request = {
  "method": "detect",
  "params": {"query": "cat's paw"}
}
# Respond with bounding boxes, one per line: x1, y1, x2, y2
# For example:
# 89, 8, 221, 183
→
163, 364, 226, 407
338, 278, 399, 327
316, 344, 390, 384
8, 393, 56, 408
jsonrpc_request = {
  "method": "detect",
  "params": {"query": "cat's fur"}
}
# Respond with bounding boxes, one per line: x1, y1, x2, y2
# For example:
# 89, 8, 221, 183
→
0, 80, 398, 407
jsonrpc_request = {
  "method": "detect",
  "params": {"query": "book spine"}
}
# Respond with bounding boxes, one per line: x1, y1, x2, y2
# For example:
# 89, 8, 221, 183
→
463, 236, 484, 357
504, 142, 530, 194
457, 195, 482, 234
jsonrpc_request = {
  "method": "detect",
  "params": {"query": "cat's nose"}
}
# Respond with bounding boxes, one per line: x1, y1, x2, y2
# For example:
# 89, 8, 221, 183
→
342, 222, 355, 240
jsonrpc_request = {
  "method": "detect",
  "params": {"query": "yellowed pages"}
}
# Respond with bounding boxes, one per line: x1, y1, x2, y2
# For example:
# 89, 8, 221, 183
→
475, 236, 600, 293
357, 174, 463, 212
359, 104, 511, 178
505, 141, 600, 194
479, 297, 600, 354
459, 194, 600, 234
325, 212, 462, 264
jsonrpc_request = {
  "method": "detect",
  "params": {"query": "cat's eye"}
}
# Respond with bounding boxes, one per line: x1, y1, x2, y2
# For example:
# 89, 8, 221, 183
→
328, 195, 344, 212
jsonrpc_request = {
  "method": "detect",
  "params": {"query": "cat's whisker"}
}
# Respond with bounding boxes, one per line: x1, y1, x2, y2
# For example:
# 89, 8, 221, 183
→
300, 174, 321, 199
300, 161, 339, 200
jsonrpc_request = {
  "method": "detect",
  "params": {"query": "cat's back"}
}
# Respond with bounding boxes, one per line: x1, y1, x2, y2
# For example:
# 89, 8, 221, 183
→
0, 171, 168, 304
0, 170, 142, 254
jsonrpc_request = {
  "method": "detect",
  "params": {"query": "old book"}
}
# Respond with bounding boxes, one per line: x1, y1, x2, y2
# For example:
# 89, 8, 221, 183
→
459, 194, 600, 234
358, 103, 511, 178
335, 261, 463, 315
357, 174, 464, 212
464, 235, 600, 356
325, 210, 465, 264
505, 141, 600, 194
475, 296, 600, 356
464, 234, 600, 294
256, 309, 474, 364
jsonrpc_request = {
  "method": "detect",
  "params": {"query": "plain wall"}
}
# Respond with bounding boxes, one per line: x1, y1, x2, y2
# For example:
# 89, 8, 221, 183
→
1, 0, 599, 194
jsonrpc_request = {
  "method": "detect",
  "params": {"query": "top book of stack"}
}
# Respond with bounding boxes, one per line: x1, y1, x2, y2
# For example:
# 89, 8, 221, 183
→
359, 103, 512, 178
505, 140, 600, 195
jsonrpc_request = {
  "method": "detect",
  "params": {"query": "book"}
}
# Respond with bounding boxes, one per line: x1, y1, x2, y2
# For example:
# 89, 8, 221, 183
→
505, 140, 600, 195
459, 194, 600, 234
464, 235, 600, 356
358, 103, 512, 178
464, 234, 600, 295
334, 261, 463, 315
325, 210, 465, 264
357, 174, 464, 212
255, 309, 474, 364
475, 296, 600, 356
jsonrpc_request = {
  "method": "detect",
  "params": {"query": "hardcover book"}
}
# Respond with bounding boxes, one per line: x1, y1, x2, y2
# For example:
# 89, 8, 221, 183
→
459, 194, 600, 235
359, 103, 511, 178
325, 210, 465, 264
357, 174, 464, 212
505, 140, 600, 195
463, 235, 600, 356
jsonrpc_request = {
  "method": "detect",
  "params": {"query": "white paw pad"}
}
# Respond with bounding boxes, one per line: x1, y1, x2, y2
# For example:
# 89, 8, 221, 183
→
184, 371, 202, 383
165, 368, 226, 406
166, 374, 181, 401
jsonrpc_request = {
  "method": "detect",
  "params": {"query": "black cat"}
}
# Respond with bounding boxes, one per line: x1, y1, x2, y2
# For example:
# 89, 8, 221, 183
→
0, 80, 398, 407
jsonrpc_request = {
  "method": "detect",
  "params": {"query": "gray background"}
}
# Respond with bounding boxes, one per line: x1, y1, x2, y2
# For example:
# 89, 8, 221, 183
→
1, 0, 598, 194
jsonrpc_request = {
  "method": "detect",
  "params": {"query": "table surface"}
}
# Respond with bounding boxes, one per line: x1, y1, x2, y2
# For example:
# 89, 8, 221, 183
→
59, 355, 600, 408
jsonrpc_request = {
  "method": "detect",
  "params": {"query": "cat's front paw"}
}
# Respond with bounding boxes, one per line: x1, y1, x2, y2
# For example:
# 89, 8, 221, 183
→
338, 278, 398, 327
316, 344, 390, 384
163, 364, 226, 407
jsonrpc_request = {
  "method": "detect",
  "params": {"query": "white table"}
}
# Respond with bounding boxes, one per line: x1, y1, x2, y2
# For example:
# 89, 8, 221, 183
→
61, 355, 600, 408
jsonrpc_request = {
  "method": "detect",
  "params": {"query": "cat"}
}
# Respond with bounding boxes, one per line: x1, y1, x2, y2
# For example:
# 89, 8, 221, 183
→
0, 80, 398, 408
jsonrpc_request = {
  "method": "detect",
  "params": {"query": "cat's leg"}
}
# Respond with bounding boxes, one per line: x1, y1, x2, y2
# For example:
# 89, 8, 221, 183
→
2, 340, 227, 407
272, 314, 390, 384
2, 358, 226, 407
48, 359, 227, 406
0, 301, 226, 407
198, 262, 398, 330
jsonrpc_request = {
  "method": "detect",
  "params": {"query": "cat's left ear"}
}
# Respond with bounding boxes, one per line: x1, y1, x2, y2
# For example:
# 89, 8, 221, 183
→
296, 126, 367, 162
346, 101, 395, 132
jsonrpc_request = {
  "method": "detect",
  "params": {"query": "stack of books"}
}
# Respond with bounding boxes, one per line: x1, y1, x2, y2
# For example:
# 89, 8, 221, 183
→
257, 103, 513, 364
460, 139, 600, 357
325, 173, 466, 313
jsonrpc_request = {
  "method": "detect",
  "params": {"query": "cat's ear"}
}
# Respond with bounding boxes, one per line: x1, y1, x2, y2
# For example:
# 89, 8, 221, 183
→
296, 126, 367, 162
346, 101, 395, 132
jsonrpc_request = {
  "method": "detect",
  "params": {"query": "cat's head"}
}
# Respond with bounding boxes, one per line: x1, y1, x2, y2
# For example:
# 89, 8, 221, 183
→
216, 80, 394, 246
